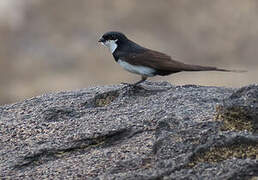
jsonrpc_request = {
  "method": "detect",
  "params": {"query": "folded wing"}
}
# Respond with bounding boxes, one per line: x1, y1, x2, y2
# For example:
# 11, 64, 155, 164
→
119, 49, 230, 75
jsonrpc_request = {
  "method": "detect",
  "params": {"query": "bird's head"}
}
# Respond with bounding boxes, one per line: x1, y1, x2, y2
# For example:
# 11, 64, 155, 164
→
98, 31, 127, 53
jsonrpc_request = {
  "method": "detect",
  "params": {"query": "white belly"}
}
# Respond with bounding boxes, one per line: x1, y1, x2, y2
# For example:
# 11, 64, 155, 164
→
117, 59, 155, 77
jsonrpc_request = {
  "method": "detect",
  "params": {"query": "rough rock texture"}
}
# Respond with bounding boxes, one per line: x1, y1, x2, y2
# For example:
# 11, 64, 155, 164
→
0, 81, 257, 179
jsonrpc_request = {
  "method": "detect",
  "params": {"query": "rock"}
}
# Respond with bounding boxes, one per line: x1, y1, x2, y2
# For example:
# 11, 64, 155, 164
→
0, 81, 257, 179
216, 85, 258, 133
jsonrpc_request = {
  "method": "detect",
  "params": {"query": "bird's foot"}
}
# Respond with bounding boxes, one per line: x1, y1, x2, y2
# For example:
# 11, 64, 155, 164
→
121, 82, 131, 86
121, 82, 144, 90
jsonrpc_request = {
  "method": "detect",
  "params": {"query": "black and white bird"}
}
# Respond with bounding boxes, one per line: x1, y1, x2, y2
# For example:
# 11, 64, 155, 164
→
98, 31, 243, 85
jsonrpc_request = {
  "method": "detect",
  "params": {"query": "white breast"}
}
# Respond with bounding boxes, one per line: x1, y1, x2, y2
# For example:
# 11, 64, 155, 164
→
117, 59, 155, 77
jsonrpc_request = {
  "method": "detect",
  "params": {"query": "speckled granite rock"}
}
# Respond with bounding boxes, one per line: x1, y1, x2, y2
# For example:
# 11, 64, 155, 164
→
0, 82, 257, 179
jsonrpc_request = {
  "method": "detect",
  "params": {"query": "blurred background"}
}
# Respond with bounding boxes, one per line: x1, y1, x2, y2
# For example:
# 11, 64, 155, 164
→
0, 0, 257, 105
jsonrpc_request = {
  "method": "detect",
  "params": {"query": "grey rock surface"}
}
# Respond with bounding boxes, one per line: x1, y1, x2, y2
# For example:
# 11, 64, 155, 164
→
0, 81, 257, 179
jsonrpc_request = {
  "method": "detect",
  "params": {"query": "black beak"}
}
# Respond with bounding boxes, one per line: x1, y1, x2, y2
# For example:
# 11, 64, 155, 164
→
98, 37, 105, 43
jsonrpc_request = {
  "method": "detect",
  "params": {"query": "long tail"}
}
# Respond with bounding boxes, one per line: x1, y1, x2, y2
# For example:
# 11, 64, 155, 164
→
182, 64, 246, 73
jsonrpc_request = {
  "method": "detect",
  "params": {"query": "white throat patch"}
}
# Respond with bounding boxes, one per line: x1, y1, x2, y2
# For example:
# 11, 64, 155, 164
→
102, 39, 118, 53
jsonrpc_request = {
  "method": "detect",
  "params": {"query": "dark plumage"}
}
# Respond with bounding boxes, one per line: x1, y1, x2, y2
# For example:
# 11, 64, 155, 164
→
99, 31, 245, 85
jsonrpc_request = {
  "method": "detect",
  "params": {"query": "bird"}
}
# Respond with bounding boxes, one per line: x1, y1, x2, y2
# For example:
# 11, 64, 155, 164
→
98, 31, 244, 86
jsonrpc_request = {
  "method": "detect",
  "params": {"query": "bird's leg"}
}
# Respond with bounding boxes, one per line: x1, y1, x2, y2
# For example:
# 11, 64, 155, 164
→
121, 76, 147, 87
133, 76, 147, 86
